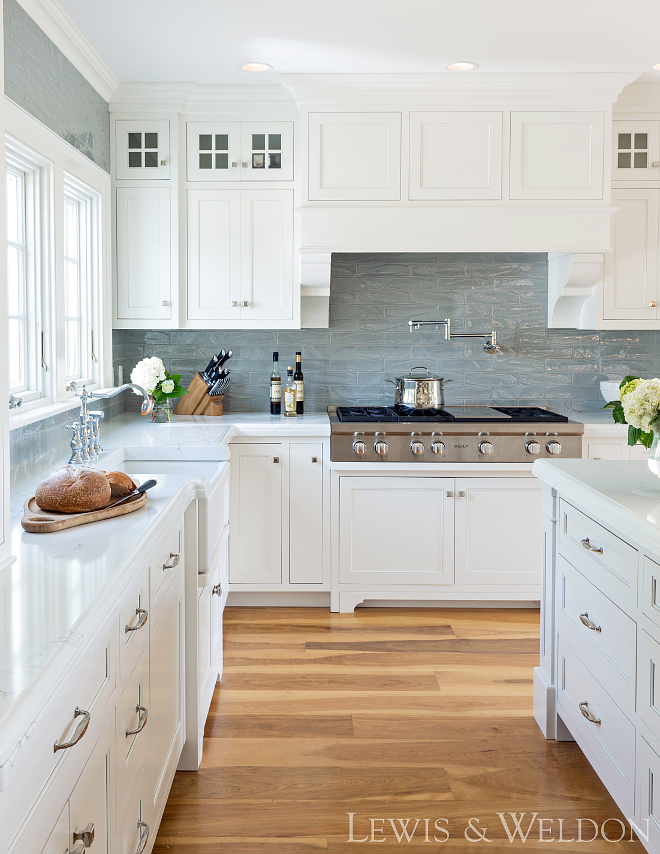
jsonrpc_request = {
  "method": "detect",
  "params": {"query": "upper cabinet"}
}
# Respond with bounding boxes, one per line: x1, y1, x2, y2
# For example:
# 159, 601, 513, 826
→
308, 112, 401, 201
509, 111, 604, 200
186, 121, 294, 182
612, 120, 660, 181
409, 111, 502, 200
115, 120, 171, 180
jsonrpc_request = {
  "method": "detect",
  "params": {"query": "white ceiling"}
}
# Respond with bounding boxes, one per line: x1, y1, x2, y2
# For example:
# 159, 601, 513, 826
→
57, 0, 660, 85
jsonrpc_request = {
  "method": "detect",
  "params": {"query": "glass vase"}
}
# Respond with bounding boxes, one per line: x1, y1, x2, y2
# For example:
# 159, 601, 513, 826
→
151, 399, 173, 423
648, 428, 660, 477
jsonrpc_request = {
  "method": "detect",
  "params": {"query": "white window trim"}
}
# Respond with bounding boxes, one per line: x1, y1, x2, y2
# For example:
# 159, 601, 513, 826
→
5, 99, 112, 427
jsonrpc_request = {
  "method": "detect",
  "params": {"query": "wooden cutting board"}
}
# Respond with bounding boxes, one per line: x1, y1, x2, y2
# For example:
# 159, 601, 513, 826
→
21, 490, 148, 533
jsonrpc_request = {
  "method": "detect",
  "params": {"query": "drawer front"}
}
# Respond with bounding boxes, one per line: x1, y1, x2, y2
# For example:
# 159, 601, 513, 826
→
150, 525, 182, 609
119, 565, 150, 683
643, 556, 660, 630
558, 499, 638, 605
558, 638, 636, 811
116, 647, 150, 809
639, 735, 660, 852
119, 758, 150, 854
638, 629, 660, 739
557, 552, 637, 716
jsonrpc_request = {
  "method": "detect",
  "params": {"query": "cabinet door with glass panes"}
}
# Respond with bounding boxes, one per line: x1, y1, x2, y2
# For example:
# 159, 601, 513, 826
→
115, 120, 170, 180
612, 121, 660, 181
186, 121, 293, 182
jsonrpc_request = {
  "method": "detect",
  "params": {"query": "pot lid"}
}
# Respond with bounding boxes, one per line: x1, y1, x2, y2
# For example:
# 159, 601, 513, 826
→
395, 366, 450, 382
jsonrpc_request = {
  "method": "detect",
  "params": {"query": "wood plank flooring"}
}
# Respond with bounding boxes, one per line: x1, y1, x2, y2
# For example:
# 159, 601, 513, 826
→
153, 607, 645, 853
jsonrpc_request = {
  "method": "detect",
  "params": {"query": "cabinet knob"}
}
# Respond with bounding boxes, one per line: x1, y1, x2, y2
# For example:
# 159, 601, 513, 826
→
650, 302, 657, 307
273, 456, 279, 463
232, 161, 239, 167
243, 300, 249, 307
231, 300, 238, 307
653, 161, 660, 168
162, 300, 168, 307
311, 456, 318, 463
457, 490, 466, 498
242, 161, 249, 168
160, 159, 166, 166
213, 583, 222, 596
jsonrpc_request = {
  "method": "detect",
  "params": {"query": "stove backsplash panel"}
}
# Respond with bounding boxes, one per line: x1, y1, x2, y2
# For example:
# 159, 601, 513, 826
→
116, 252, 660, 414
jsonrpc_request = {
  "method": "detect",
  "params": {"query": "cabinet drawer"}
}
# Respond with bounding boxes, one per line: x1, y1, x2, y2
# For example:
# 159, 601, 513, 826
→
643, 556, 660, 630
638, 629, 660, 740
151, 525, 182, 608
557, 552, 636, 716
558, 639, 636, 811
117, 647, 150, 810
558, 499, 638, 605
119, 758, 150, 854
639, 734, 660, 852
119, 565, 150, 683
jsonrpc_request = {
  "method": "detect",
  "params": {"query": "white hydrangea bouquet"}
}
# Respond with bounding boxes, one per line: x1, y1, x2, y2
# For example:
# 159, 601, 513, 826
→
604, 375, 660, 449
130, 356, 187, 405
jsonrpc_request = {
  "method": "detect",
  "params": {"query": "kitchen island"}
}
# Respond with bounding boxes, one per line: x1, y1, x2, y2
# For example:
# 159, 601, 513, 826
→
533, 457, 660, 853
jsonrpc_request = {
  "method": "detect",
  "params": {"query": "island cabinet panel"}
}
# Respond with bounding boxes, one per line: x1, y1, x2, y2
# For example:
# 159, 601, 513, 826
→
409, 111, 502, 200
308, 112, 402, 201
68, 718, 113, 854
638, 628, 660, 738
289, 443, 324, 584
116, 647, 150, 811
119, 759, 150, 854
642, 556, 660, 630
639, 735, 660, 852
338, 477, 455, 585
509, 111, 604, 200
453, 477, 541, 585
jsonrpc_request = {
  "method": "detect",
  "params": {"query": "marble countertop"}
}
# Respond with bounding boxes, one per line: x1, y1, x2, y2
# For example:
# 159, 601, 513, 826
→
534, 458, 660, 554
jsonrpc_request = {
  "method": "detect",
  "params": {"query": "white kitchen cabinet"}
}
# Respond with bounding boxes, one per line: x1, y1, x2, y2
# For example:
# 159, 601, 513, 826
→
510, 111, 604, 200
119, 760, 150, 854
187, 121, 294, 182
116, 647, 150, 810
453, 477, 542, 586
639, 735, 660, 853
409, 111, 502, 200
115, 119, 170, 180
338, 476, 454, 585
116, 187, 172, 321
39, 805, 68, 854
289, 443, 324, 584
612, 120, 660, 182
68, 719, 113, 854
186, 189, 294, 324
602, 188, 660, 322
230, 443, 283, 584
308, 112, 401, 201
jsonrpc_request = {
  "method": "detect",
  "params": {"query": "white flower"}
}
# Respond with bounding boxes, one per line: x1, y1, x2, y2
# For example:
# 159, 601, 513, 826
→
622, 378, 660, 432
130, 357, 166, 395
161, 379, 174, 394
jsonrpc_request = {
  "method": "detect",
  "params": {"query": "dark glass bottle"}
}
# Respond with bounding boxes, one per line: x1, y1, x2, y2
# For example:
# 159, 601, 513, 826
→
270, 351, 281, 415
294, 351, 304, 415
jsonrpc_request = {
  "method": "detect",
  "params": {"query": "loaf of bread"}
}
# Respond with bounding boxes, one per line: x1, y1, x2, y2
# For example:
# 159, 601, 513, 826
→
105, 471, 136, 497
35, 465, 112, 513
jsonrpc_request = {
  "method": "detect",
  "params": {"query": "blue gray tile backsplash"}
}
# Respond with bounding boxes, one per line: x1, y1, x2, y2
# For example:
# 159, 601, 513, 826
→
115, 252, 659, 415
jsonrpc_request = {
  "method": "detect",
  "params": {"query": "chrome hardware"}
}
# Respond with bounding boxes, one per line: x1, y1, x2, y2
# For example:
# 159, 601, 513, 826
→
125, 607, 148, 634
88, 411, 104, 455
54, 707, 90, 752
160, 159, 166, 166
8, 393, 22, 409
579, 701, 601, 725
67, 422, 84, 465
579, 612, 602, 632
242, 161, 249, 167
162, 300, 168, 306
580, 537, 603, 554
353, 441, 367, 455
447, 491, 454, 498
91, 330, 97, 363
232, 161, 238, 167
273, 456, 280, 463
407, 317, 500, 353
243, 300, 249, 307
410, 441, 425, 455
457, 490, 466, 498
311, 456, 318, 463
69, 384, 152, 464
478, 441, 494, 455
653, 161, 660, 168
163, 553, 180, 570
41, 330, 48, 372
431, 441, 445, 455
525, 441, 541, 455
73, 822, 95, 847
126, 705, 148, 737
72, 842, 86, 854
650, 302, 657, 308
547, 441, 562, 455
213, 583, 222, 596
134, 820, 149, 854
374, 441, 388, 455
66, 380, 78, 392
232, 300, 238, 307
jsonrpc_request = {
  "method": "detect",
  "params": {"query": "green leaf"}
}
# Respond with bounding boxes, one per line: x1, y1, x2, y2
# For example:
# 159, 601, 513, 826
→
640, 429, 655, 450
169, 385, 187, 397
619, 375, 640, 390
169, 374, 182, 384
152, 388, 166, 403
628, 425, 642, 447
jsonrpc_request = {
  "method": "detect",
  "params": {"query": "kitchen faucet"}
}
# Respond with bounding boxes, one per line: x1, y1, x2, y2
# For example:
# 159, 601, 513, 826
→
68, 383, 153, 465
408, 317, 500, 354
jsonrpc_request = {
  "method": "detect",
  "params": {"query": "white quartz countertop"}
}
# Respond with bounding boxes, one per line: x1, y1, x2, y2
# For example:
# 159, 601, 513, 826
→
533, 458, 660, 553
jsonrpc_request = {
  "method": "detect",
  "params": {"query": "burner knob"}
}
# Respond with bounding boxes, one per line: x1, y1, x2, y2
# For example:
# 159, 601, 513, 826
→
431, 441, 445, 456
353, 440, 367, 456
374, 441, 388, 456
547, 441, 562, 456
411, 441, 425, 455
525, 441, 541, 455
478, 441, 494, 455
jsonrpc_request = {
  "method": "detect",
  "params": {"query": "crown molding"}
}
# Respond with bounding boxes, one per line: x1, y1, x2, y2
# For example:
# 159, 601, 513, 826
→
109, 83, 195, 113
15, 0, 118, 101
281, 72, 641, 108
110, 82, 298, 115
614, 79, 660, 114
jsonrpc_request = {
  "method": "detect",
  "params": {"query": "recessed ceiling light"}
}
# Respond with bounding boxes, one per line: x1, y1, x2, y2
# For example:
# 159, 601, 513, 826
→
241, 62, 272, 73
444, 61, 479, 71
651, 63, 660, 71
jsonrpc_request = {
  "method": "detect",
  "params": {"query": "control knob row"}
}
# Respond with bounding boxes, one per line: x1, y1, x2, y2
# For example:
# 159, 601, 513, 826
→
525, 440, 562, 456
353, 440, 390, 455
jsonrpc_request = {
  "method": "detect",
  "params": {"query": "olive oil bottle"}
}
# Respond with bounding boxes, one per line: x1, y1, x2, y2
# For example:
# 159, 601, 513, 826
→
283, 366, 297, 417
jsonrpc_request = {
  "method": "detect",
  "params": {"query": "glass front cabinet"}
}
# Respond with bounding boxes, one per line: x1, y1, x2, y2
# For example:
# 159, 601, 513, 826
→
186, 121, 293, 182
612, 121, 660, 181
115, 120, 171, 180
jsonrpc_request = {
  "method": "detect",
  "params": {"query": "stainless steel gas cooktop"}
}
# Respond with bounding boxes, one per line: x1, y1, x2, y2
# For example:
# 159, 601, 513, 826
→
329, 405, 584, 463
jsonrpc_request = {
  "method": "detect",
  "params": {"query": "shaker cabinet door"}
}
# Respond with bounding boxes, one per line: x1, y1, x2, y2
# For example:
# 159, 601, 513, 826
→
186, 122, 241, 181
308, 112, 401, 201
289, 443, 324, 584
409, 111, 502, 200
240, 122, 294, 181
116, 187, 172, 321
510, 111, 604, 200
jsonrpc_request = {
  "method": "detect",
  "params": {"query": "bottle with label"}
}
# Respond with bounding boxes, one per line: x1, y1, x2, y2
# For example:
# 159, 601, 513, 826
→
270, 351, 281, 415
283, 366, 297, 417
294, 351, 304, 415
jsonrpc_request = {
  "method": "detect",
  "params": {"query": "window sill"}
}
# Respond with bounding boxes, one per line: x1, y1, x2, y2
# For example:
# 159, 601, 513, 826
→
9, 398, 82, 431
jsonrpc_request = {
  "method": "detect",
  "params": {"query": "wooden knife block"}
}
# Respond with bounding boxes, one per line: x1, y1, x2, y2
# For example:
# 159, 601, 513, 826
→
173, 373, 224, 416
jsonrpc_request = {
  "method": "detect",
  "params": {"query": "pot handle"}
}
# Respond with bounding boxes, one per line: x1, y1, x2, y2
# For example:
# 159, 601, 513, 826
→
440, 379, 453, 387
385, 379, 396, 384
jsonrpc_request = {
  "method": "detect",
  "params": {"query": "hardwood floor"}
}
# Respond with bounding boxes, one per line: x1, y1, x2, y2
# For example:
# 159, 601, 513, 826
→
154, 607, 644, 852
